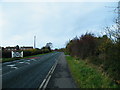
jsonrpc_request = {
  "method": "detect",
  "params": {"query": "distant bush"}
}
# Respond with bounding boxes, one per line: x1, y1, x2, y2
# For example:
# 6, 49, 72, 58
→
2, 51, 11, 58
23, 50, 32, 57
2, 48, 51, 58
41, 49, 50, 53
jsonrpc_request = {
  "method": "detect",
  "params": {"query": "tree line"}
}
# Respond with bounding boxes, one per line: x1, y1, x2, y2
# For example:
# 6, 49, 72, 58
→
65, 29, 120, 84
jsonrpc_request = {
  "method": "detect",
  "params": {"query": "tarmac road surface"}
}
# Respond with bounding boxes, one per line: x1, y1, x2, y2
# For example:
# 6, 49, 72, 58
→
47, 53, 77, 88
2, 52, 61, 89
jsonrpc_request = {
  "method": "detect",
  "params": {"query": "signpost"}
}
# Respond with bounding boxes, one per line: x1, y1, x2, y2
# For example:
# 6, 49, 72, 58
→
12, 51, 23, 58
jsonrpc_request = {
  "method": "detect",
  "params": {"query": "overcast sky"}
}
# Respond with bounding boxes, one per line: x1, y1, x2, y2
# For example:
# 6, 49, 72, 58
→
0, 0, 118, 49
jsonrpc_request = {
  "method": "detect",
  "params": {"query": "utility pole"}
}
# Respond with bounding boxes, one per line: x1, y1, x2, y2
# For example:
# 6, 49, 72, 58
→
34, 36, 36, 49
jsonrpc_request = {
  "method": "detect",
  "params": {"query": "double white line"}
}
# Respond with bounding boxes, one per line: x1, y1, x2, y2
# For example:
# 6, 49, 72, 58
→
38, 59, 58, 90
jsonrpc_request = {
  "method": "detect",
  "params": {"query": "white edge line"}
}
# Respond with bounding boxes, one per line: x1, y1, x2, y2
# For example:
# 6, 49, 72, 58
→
43, 61, 58, 89
39, 79, 46, 89
43, 75, 52, 89
38, 60, 58, 90
38, 64, 54, 89
39, 64, 54, 88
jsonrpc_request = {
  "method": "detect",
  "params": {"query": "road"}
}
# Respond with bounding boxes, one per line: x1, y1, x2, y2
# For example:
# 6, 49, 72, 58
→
47, 53, 76, 88
2, 52, 61, 89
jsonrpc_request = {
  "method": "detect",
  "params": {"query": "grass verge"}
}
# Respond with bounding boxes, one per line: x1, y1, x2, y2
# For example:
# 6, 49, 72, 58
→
2, 52, 53, 63
66, 55, 118, 88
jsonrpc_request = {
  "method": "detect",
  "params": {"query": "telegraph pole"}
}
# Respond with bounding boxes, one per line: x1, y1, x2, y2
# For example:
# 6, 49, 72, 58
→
34, 36, 36, 49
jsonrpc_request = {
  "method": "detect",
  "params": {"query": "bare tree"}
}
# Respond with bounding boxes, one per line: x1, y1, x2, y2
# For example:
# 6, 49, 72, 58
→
45, 42, 53, 48
105, 1, 120, 42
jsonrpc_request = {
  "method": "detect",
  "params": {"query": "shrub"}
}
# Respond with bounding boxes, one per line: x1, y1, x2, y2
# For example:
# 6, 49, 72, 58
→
2, 51, 11, 58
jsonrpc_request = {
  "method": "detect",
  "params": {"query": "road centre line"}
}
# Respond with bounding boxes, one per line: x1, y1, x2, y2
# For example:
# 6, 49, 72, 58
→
38, 58, 58, 90
42, 61, 58, 89
43, 75, 51, 89
38, 64, 54, 89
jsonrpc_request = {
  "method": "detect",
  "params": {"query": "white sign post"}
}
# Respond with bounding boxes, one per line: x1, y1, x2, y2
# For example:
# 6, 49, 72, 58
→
12, 51, 23, 58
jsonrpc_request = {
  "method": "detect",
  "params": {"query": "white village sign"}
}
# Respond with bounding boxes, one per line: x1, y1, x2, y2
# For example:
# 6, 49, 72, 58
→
12, 51, 23, 58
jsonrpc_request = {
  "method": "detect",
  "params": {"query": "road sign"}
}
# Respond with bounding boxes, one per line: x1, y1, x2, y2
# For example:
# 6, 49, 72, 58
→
12, 51, 23, 58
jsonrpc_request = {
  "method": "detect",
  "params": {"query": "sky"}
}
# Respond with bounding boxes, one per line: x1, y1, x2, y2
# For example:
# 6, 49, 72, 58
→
0, 0, 119, 49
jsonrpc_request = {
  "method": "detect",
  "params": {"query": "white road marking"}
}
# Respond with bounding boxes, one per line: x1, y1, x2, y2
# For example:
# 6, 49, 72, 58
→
38, 59, 58, 90
7, 64, 15, 67
6, 64, 18, 69
11, 67, 18, 69
19, 62, 24, 64
2, 71, 12, 76
27, 60, 31, 61
25, 62, 30, 64
43, 75, 51, 89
